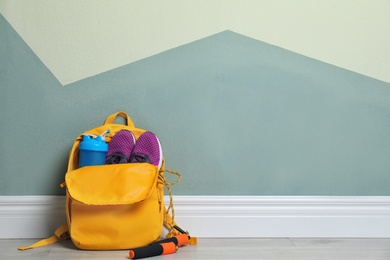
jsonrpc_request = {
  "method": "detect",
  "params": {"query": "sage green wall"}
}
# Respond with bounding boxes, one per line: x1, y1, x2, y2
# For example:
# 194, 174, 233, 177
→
1, 14, 390, 196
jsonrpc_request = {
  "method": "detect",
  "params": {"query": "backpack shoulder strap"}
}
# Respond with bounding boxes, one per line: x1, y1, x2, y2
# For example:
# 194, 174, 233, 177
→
18, 223, 69, 251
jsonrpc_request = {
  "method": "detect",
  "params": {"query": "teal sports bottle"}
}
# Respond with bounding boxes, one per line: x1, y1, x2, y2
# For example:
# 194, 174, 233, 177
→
78, 130, 109, 167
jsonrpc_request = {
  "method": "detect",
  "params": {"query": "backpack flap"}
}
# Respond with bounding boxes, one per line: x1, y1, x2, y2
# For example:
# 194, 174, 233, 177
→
65, 163, 159, 205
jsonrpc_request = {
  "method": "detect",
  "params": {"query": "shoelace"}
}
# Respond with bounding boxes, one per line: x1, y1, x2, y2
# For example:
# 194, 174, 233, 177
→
105, 153, 128, 164
129, 153, 151, 164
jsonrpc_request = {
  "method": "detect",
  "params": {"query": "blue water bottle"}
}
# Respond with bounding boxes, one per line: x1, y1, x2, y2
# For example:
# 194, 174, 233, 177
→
78, 130, 109, 168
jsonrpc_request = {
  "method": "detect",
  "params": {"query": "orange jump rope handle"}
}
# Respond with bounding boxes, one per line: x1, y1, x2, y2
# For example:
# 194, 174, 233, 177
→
129, 242, 176, 259
149, 234, 189, 247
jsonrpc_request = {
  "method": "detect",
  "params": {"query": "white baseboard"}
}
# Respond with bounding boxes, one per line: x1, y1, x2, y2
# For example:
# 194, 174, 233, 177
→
1, 196, 390, 238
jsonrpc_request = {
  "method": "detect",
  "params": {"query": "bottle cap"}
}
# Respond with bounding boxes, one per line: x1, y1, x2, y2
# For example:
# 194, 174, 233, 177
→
79, 135, 108, 152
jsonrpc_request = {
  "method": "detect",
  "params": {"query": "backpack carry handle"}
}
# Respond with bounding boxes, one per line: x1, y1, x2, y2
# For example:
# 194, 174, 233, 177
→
104, 111, 135, 127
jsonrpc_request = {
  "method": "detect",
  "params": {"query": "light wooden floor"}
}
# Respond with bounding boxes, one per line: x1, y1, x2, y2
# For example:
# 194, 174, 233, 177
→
2, 238, 390, 259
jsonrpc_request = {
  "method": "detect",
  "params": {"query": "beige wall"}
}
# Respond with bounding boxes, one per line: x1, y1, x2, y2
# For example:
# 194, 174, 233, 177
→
1, 0, 390, 85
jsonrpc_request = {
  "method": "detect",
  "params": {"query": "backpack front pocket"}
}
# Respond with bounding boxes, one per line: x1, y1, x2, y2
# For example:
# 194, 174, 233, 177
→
64, 163, 164, 250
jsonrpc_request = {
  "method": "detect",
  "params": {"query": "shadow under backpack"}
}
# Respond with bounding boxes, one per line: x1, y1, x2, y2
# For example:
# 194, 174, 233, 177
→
19, 111, 196, 251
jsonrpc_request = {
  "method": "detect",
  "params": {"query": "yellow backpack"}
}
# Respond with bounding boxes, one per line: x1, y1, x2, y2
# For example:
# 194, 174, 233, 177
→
19, 111, 195, 251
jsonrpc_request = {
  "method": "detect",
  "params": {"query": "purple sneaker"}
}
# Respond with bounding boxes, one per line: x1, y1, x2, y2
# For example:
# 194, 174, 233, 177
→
105, 130, 136, 164
129, 131, 162, 170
